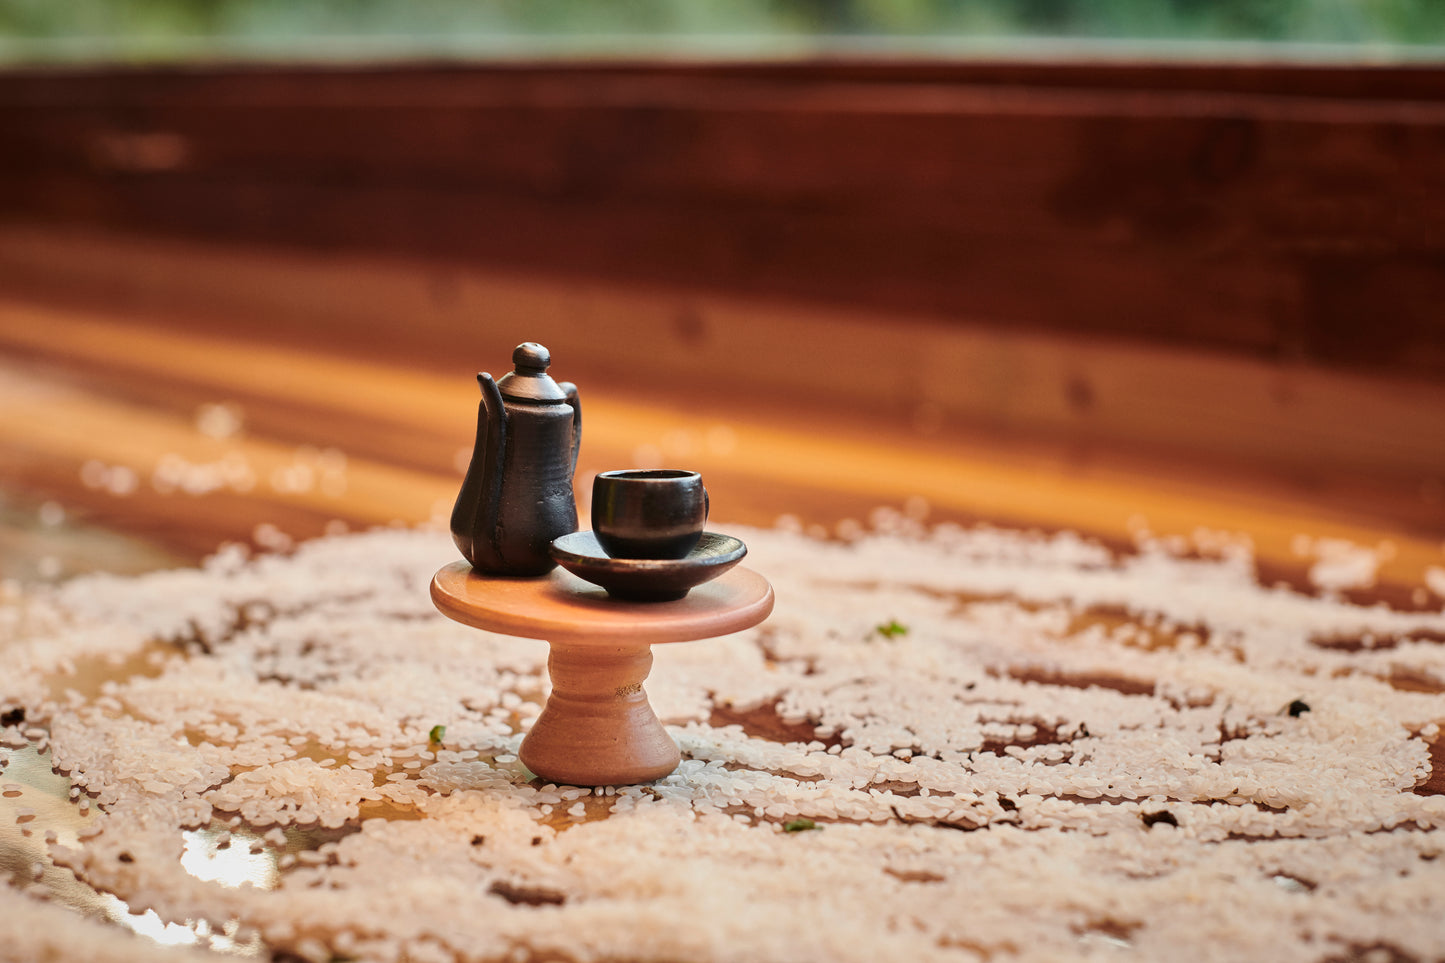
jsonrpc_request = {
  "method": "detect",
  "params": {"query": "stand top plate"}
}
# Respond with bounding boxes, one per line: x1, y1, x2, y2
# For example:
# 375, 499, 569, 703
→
430, 560, 774, 646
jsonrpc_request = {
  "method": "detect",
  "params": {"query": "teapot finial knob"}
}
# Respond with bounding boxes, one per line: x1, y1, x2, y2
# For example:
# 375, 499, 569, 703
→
496, 341, 567, 403
513, 342, 550, 373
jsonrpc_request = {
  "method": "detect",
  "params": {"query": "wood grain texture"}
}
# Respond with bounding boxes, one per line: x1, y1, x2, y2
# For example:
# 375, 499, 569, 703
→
0, 228, 1441, 546
0, 278, 1441, 608
0, 61, 1442, 377
0, 58, 1441, 599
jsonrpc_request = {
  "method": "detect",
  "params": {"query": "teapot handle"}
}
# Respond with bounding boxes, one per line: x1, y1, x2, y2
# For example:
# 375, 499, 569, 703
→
560, 381, 581, 475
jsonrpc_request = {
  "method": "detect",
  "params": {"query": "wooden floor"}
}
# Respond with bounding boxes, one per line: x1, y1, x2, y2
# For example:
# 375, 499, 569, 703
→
0, 267, 1442, 605
0, 233, 1443, 962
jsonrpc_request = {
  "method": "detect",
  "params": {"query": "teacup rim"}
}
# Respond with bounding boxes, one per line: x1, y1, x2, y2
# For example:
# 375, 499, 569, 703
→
596, 468, 700, 482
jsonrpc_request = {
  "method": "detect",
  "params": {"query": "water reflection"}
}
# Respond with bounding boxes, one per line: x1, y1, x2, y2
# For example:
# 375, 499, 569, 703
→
103, 893, 262, 956
1, 743, 265, 957
181, 825, 279, 890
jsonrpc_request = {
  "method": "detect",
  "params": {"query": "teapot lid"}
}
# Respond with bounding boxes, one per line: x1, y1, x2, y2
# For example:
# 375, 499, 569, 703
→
495, 342, 569, 403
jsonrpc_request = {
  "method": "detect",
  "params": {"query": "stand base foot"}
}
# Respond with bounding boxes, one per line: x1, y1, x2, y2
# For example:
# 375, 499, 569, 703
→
519, 643, 680, 787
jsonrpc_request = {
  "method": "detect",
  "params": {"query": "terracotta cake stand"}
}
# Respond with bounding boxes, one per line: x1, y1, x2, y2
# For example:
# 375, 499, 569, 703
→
430, 559, 774, 786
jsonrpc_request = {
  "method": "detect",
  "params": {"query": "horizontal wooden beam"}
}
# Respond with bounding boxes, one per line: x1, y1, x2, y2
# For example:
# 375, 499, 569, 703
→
0, 61, 1442, 377
1, 289, 1442, 599
0, 225, 1441, 544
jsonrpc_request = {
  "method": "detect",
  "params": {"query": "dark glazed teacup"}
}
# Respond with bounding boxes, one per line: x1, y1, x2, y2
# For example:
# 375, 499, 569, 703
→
592, 469, 709, 559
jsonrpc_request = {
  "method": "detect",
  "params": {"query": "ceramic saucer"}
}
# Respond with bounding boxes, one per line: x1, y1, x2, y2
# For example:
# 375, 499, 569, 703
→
549, 531, 747, 602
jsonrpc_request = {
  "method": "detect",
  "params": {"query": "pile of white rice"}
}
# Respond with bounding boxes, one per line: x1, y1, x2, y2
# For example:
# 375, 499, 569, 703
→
2, 521, 1444, 963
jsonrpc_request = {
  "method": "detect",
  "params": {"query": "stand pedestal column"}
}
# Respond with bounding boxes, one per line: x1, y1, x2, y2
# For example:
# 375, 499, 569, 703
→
520, 643, 680, 786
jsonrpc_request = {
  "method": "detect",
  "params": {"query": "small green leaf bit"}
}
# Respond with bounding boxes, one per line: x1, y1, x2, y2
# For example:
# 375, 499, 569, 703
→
875, 620, 909, 640
783, 818, 819, 833
429, 724, 447, 744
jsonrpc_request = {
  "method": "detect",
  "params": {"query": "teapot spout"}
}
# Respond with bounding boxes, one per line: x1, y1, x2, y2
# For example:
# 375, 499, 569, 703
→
450, 372, 509, 569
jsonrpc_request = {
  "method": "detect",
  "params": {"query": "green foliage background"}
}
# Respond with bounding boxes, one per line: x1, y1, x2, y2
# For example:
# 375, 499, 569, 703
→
0, 0, 1441, 59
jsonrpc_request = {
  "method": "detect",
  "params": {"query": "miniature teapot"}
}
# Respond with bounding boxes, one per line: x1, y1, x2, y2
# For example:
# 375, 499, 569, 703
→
450, 343, 581, 576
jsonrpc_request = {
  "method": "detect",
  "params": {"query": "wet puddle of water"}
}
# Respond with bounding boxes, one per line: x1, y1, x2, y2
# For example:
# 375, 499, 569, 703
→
1, 743, 264, 955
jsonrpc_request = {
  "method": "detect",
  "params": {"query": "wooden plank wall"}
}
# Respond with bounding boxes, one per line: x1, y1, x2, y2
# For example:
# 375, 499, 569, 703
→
0, 60, 1442, 376
0, 60, 1442, 563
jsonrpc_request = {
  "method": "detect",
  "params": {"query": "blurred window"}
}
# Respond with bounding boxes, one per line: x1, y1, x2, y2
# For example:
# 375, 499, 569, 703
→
1, 0, 1442, 64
